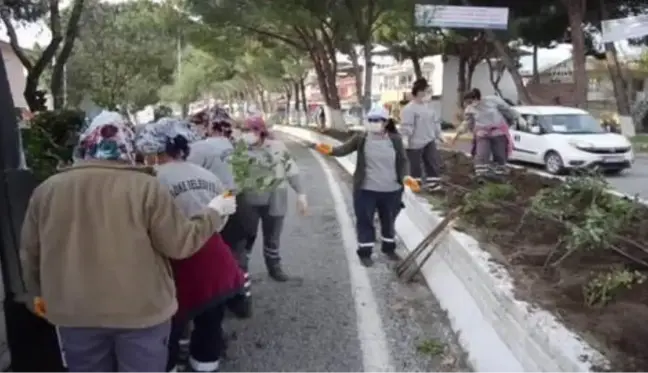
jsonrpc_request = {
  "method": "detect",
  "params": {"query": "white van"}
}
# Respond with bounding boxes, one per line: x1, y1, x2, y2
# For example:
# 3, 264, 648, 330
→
509, 106, 634, 175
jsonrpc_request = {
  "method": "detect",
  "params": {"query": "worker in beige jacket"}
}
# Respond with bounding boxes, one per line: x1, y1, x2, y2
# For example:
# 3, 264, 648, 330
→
19, 111, 237, 372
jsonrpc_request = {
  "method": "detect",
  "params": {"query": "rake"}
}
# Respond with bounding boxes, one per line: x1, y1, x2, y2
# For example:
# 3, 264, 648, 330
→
396, 208, 459, 281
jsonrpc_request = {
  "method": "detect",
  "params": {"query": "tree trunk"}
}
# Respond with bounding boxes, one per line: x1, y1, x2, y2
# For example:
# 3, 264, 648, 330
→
563, 0, 587, 108
1, 0, 64, 111
457, 57, 468, 108
362, 44, 373, 111
293, 81, 300, 111
411, 55, 423, 79
300, 77, 307, 113
599, 0, 630, 116
51, 0, 86, 109
467, 61, 477, 90
458, 0, 532, 104
347, 47, 364, 107
486, 59, 505, 97
532, 45, 539, 82
308, 45, 342, 128
285, 85, 292, 122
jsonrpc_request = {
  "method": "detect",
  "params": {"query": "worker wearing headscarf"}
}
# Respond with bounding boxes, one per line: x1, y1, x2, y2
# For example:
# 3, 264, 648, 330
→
186, 106, 256, 318
460, 89, 518, 178
238, 115, 307, 281
21, 111, 230, 372
135, 117, 243, 373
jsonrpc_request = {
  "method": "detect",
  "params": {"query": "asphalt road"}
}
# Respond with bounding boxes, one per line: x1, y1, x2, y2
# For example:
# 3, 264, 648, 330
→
448, 139, 648, 200
220, 137, 470, 372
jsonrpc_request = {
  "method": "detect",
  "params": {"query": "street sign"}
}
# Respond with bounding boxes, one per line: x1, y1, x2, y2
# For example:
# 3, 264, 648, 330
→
414, 5, 509, 30
601, 14, 648, 43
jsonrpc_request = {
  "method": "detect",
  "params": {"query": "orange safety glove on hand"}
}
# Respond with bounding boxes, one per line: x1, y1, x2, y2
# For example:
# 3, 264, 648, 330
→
315, 143, 333, 155
403, 176, 421, 193
34, 296, 46, 318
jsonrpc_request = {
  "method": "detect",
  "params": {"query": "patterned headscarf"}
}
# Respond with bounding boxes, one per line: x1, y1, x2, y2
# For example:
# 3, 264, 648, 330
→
209, 106, 231, 123
134, 117, 201, 155
209, 106, 233, 135
74, 111, 135, 162
244, 115, 272, 138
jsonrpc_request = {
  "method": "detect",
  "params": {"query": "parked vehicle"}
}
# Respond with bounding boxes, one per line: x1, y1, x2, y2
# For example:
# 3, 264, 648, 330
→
509, 106, 634, 175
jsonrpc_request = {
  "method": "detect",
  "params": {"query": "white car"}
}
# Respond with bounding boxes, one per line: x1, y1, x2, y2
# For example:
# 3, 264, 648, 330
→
508, 106, 634, 175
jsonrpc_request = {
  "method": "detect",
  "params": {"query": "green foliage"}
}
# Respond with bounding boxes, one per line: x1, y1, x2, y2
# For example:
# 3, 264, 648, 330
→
531, 175, 636, 252
65, 0, 177, 112
462, 183, 516, 215
21, 110, 86, 181
2, 0, 48, 22
583, 268, 646, 308
374, 0, 445, 65
229, 140, 292, 192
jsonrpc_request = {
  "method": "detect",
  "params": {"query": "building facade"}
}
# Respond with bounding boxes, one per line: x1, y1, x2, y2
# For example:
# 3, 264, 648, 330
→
1, 41, 28, 111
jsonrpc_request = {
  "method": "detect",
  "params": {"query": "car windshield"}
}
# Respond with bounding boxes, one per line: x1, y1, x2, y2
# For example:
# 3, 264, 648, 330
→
536, 114, 604, 134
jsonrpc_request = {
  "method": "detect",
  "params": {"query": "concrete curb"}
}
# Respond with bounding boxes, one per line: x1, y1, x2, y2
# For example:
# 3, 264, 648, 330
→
275, 125, 609, 372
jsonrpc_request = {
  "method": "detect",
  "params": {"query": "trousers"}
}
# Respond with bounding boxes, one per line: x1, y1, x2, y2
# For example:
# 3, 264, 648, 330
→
58, 320, 171, 372
406, 141, 441, 183
353, 189, 403, 257
167, 305, 225, 372
474, 135, 508, 176
243, 204, 285, 267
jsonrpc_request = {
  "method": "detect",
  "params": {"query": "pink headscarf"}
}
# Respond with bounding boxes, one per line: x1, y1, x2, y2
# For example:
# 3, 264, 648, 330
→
244, 115, 273, 139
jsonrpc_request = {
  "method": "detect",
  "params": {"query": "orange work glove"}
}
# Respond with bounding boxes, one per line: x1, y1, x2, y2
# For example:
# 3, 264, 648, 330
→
315, 143, 333, 155
403, 176, 421, 192
34, 297, 46, 318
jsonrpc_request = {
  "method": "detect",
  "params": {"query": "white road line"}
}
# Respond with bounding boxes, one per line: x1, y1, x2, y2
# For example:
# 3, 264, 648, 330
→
310, 149, 394, 372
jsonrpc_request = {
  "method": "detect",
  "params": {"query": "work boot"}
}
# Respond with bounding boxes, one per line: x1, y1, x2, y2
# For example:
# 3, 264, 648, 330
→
381, 240, 399, 261
227, 293, 252, 319
267, 262, 290, 282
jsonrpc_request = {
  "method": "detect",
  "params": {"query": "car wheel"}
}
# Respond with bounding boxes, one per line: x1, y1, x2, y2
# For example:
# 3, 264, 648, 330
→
544, 151, 564, 175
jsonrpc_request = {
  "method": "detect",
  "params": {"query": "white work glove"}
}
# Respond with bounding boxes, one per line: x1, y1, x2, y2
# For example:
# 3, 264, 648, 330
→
208, 193, 237, 216
297, 194, 308, 216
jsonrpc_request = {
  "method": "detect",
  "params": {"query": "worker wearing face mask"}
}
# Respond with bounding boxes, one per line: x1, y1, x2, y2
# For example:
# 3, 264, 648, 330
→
455, 88, 518, 178
238, 116, 308, 281
399, 78, 444, 191
186, 107, 255, 318
314, 107, 420, 267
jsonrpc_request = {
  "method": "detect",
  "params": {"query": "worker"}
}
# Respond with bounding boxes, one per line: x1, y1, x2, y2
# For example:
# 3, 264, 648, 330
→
314, 107, 420, 267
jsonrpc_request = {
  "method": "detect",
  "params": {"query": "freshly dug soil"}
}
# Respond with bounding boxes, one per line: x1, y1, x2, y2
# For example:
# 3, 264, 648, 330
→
432, 151, 648, 371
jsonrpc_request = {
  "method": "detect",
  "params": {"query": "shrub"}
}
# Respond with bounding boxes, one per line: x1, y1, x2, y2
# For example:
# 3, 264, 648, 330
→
21, 110, 86, 182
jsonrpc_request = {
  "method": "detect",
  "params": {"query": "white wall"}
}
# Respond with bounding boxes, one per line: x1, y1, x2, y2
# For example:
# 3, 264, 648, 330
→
1, 43, 27, 109
440, 56, 518, 123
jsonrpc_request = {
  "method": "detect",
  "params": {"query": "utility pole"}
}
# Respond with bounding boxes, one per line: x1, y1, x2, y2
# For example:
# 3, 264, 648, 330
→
0, 48, 66, 370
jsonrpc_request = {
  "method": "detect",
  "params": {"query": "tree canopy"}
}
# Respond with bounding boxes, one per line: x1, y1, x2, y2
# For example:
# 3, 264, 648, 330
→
63, 0, 177, 114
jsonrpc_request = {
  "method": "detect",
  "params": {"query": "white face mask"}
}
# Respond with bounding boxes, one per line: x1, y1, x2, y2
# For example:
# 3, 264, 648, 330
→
242, 132, 259, 145
365, 120, 383, 133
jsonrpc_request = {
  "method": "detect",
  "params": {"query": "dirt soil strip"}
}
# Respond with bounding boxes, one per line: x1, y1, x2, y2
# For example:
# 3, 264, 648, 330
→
301, 127, 648, 372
